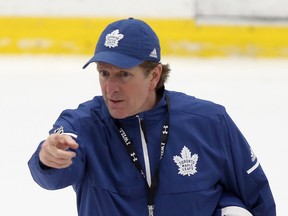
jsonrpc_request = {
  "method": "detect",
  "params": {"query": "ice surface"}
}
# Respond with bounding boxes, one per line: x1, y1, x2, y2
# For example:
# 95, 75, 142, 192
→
1, 55, 287, 215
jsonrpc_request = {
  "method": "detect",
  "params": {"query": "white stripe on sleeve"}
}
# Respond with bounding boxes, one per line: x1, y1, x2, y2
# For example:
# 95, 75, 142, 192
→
221, 206, 253, 216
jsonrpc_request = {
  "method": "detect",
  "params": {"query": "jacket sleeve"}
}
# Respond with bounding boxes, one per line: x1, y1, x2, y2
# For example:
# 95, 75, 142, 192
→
219, 112, 276, 215
27, 109, 85, 190
213, 192, 253, 216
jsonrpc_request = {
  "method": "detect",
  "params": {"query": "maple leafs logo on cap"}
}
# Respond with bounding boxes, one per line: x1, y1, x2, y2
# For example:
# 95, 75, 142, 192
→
104, 29, 124, 48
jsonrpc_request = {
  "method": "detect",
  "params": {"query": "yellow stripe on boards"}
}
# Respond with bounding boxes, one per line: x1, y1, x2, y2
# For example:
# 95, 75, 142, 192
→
1, 17, 288, 57
0, 17, 114, 54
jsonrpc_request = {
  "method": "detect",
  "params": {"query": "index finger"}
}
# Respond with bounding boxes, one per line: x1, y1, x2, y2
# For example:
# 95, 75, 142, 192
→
48, 134, 78, 151
57, 134, 79, 150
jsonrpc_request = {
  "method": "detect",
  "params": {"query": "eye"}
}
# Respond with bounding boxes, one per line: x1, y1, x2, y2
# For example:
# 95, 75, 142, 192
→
118, 71, 132, 78
99, 70, 110, 78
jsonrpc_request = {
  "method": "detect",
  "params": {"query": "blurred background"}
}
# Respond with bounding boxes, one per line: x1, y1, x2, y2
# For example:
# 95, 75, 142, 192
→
1, 0, 287, 215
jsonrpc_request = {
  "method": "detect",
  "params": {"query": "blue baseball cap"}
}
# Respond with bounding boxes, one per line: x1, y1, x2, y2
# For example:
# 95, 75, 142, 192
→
83, 17, 161, 69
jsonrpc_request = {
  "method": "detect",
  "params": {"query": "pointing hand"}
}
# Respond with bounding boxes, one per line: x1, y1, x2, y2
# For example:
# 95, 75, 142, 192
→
39, 134, 79, 169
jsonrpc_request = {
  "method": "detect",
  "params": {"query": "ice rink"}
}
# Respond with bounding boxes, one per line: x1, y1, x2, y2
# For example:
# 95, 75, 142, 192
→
1, 55, 287, 215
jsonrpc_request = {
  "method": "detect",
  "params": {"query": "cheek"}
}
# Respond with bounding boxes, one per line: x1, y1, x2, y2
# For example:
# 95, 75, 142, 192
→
100, 82, 105, 92
131, 83, 150, 102
98, 78, 103, 88
99, 80, 107, 94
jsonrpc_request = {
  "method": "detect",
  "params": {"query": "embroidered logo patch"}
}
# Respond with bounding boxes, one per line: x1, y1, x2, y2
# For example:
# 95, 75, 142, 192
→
54, 126, 64, 134
173, 146, 198, 176
250, 147, 257, 162
104, 29, 124, 48
149, 48, 158, 58
53, 126, 78, 138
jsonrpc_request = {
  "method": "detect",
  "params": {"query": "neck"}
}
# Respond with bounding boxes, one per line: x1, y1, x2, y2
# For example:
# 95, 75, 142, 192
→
146, 88, 163, 111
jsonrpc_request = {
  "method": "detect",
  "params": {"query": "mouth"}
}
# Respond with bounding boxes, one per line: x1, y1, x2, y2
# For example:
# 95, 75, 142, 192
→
109, 98, 124, 104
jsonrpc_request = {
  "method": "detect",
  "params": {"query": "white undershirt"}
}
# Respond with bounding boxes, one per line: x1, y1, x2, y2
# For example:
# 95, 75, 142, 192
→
137, 115, 152, 187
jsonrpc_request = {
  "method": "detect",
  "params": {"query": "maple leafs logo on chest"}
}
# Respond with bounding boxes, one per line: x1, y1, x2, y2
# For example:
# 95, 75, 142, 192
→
173, 146, 198, 176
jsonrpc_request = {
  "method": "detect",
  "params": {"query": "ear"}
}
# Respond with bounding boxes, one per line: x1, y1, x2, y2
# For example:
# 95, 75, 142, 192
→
149, 64, 162, 90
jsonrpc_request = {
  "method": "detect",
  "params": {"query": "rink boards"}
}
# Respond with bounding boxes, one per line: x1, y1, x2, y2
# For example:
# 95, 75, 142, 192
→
1, 17, 288, 57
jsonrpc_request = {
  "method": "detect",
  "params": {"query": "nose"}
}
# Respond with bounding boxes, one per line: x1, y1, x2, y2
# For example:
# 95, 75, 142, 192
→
105, 76, 120, 94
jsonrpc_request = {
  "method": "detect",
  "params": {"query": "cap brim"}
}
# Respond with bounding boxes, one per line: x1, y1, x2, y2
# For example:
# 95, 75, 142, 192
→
82, 51, 144, 69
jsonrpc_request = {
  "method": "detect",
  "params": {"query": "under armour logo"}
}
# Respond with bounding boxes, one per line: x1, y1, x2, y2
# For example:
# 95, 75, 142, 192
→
162, 125, 168, 134
130, 152, 138, 162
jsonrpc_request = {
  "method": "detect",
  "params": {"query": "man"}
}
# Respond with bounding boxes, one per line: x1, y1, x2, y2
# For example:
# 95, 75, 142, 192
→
28, 18, 276, 216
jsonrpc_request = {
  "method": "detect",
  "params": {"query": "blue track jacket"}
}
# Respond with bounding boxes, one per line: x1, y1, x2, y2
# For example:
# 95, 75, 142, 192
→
28, 90, 276, 215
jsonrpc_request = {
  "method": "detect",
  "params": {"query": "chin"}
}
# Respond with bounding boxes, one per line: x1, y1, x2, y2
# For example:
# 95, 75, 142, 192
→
109, 111, 129, 119
110, 109, 138, 119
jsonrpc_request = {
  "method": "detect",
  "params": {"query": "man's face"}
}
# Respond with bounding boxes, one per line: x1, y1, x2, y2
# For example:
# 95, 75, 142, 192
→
97, 62, 160, 119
